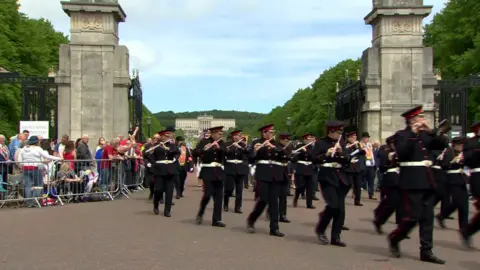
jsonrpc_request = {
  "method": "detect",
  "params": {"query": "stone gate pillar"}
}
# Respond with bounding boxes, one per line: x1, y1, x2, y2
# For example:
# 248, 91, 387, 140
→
56, 0, 130, 148
360, 0, 437, 142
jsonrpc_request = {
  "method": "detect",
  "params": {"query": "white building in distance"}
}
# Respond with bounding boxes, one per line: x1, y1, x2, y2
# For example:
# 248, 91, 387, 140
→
175, 115, 236, 138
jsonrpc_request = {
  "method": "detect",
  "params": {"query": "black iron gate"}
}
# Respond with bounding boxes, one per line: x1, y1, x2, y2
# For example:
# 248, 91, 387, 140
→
335, 71, 364, 130
0, 71, 58, 139
434, 74, 480, 135
129, 71, 143, 141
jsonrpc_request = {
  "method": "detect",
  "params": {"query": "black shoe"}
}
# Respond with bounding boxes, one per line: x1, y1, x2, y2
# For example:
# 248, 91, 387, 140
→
316, 233, 329, 245
223, 205, 229, 212
234, 209, 243, 214
307, 205, 316, 209
313, 196, 319, 201
153, 207, 159, 215
420, 251, 445, 264
195, 215, 203, 225
164, 211, 171, 217
279, 216, 291, 223
179, 194, 184, 198
301, 194, 305, 199
331, 239, 347, 247
373, 221, 383, 235
341, 226, 349, 231
461, 232, 473, 249
405, 235, 410, 239
175, 195, 180, 199
354, 202, 363, 206
287, 193, 293, 196
247, 221, 255, 233
292, 198, 298, 208
388, 236, 401, 258
269, 230, 285, 237
435, 214, 446, 229
148, 194, 153, 200
171, 201, 175, 206
212, 221, 226, 227
446, 216, 454, 220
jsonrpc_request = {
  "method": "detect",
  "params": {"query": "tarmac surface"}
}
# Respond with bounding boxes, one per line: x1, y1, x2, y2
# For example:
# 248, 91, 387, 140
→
0, 173, 478, 270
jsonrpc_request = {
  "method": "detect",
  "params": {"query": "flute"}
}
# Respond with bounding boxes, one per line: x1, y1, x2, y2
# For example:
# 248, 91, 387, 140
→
331, 136, 342, 157
204, 139, 223, 151
437, 147, 449, 161
227, 137, 246, 149
292, 140, 315, 154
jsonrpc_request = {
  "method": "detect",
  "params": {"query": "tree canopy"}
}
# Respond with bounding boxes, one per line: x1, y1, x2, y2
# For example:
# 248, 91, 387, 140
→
253, 59, 362, 138
424, 0, 480, 120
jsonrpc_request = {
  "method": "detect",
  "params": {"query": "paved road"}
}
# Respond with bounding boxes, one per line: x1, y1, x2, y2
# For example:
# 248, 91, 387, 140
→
0, 174, 478, 270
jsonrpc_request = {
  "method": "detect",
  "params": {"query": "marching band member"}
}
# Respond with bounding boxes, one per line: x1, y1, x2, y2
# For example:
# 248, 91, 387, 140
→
291, 133, 316, 209
431, 130, 450, 223
312, 121, 349, 246
194, 126, 227, 227
387, 105, 445, 264
223, 129, 249, 214
277, 132, 293, 223
462, 121, 480, 248
142, 134, 160, 200
435, 137, 469, 234
247, 124, 284, 237
360, 132, 377, 200
343, 128, 365, 207
151, 127, 180, 217
373, 135, 402, 233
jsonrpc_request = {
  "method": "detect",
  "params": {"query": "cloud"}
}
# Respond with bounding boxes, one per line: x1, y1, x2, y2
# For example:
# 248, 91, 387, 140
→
18, 0, 446, 113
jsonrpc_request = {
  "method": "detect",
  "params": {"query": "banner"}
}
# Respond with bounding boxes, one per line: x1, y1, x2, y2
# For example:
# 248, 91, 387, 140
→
19, 121, 50, 139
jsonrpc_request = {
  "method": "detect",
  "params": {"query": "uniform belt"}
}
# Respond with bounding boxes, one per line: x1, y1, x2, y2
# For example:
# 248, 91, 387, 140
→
226, 159, 243, 164
431, 165, 442, 170
447, 169, 464, 174
201, 162, 223, 167
297, 160, 312, 165
386, 167, 399, 174
155, 159, 176, 164
257, 160, 283, 166
399, 160, 432, 167
320, 162, 342, 168
470, 168, 480, 173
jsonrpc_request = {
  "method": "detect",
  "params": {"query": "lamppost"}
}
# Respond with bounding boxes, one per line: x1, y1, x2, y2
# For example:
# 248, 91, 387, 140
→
322, 103, 333, 120
286, 116, 292, 133
146, 116, 152, 138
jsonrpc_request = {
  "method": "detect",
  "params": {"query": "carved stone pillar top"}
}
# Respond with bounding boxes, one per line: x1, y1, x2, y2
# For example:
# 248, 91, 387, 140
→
365, 0, 432, 24
61, 0, 126, 22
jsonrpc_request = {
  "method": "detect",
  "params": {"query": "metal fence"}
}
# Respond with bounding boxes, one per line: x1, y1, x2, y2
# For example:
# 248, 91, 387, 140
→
0, 159, 145, 209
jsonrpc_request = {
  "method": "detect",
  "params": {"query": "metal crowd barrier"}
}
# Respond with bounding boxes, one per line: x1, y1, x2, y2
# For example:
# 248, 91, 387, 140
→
0, 158, 146, 209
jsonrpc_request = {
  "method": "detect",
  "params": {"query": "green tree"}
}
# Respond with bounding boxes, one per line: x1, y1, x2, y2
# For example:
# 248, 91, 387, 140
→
174, 129, 185, 138
253, 59, 362, 137
424, 0, 480, 120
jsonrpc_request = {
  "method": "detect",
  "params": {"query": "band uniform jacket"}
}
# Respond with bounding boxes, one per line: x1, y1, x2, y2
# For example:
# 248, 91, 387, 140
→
249, 138, 281, 182
194, 138, 226, 181
291, 143, 314, 176
151, 141, 180, 176
275, 142, 293, 181
464, 136, 480, 197
343, 142, 366, 174
377, 146, 399, 187
440, 148, 467, 185
224, 140, 249, 176
142, 142, 155, 174
312, 136, 349, 187
394, 128, 445, 190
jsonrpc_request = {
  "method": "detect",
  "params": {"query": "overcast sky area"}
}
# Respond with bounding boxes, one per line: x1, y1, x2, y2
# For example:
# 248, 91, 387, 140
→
19, 0, 446, 113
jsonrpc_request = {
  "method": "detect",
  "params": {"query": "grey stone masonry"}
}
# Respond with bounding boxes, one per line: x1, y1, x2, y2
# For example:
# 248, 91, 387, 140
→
56, 0, 130, 150
361, 0, 437, 142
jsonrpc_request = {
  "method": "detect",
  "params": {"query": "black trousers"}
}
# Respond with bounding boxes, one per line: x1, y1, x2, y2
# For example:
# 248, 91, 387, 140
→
175, 168, 188, 196
248, 181, 280, 232
433, 181, 451, 217
374, 186, 403, 225
315, 182, 349, 240
440, 183, 469, 231
153, 174, 175, 213
294, 174, 313, 207
389, 189, 436, 251
348, 172, 362, 204
278, 180, 288, 217
197, 178, 224, 223
224, 174, 246, 210
145, 172, 154, 196
466, 200, 480, 237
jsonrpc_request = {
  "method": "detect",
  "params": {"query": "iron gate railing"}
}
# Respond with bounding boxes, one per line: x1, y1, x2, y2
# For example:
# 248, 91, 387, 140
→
129, 69, 143, 141
335, 70, 364, 130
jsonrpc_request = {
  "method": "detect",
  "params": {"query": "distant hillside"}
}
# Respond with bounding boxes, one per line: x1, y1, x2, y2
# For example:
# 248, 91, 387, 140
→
153, 110, 265, 135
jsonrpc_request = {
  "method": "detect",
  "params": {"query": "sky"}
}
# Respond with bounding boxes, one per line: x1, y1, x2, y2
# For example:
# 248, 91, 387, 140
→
19, 0, 447, 114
